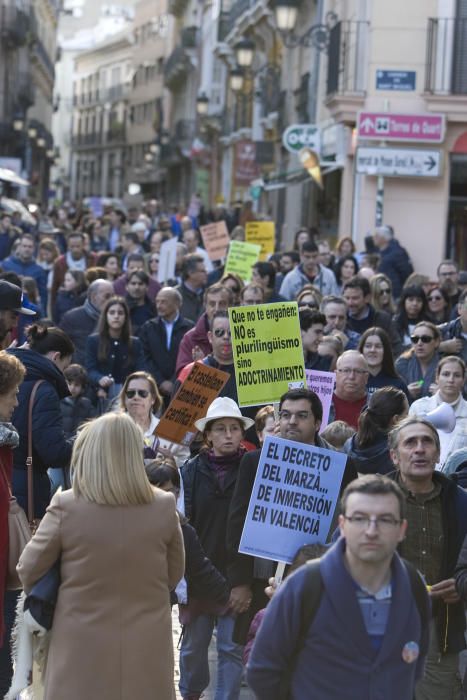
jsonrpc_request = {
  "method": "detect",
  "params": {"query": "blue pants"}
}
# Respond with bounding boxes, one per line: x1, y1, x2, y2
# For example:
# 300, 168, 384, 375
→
179, 614, 243, 700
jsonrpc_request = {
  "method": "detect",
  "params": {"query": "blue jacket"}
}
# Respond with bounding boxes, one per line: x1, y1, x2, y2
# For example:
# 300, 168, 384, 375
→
2, 256, 48, 313
247, 538, 429, 700
378, 239, 413, 299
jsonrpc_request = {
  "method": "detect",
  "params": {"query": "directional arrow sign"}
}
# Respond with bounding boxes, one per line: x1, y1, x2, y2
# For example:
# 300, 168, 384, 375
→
356, 147, 442, 178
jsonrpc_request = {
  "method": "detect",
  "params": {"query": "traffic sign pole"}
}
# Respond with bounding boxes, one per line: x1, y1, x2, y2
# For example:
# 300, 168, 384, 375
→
375, 175, 384, 226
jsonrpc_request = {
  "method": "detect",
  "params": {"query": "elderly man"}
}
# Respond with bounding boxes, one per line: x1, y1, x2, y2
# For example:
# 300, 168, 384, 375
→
139, 287, 193, 404
226, 388, 357, 645
60, 279, 114, 364
280, 241, 338, 300
241, 283, 265, 306
388, 417, 467, 700
247, 474, 430, 700
438, 259, 461, 310
373, 225, 413, 299
331, 350, 369, 429
182, 227, 213, 272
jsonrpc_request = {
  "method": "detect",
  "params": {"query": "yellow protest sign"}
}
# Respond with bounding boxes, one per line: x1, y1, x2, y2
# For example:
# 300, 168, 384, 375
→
200, 220, 231, 261
224, 240, 261, 282
229, 302, 306, 406
245, 221, 275, 260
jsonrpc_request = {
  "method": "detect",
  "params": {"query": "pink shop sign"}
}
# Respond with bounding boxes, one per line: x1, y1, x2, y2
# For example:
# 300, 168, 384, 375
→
357, 112, 445, 143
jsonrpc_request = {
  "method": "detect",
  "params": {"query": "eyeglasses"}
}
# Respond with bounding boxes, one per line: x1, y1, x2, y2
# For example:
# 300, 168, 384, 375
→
343, 515, 402, 530
428, 295, 442, 302
410, 335, 435, 344
379, 288, 391, 295
298, 301, 318, 309
125, 389, 150, 398
213, 328, 232, 338
336, 368, 369, 375
279, 410, 311, 421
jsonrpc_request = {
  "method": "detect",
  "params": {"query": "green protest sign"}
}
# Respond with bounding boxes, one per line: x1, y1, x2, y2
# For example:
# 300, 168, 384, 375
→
224, 240, 261, 282
229, 302, 306, 406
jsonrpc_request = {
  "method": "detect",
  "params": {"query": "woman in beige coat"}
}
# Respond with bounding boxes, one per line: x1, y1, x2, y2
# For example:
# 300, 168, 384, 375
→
17, 412, 185, 700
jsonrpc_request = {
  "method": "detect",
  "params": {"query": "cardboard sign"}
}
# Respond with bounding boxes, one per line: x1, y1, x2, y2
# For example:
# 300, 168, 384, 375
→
305, 369, 336, 432
229, 302, 305, 406
239, 435, 347, 562
155, 363, 229, 445
245, 221, 275, 261
158, 237, 178, 284
200, 220, 230, 261
224, 240, 261, 282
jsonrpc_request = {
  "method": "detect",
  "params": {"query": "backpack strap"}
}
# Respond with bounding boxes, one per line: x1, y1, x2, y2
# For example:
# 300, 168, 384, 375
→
402, 558, 430, 653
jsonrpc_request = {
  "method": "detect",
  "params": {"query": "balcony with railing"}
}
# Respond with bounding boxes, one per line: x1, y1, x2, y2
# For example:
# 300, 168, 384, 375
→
0, 4, 30, 46
163, 45, 191, 90
325, 20, 369, 122
425, 18, 467, 115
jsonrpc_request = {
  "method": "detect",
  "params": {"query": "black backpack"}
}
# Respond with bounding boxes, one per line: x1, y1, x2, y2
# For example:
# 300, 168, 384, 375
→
278, 558, 429, 699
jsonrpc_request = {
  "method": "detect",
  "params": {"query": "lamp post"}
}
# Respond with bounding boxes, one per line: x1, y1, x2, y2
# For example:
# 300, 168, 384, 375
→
196, 92, 209, 116
273, 0, 338, 51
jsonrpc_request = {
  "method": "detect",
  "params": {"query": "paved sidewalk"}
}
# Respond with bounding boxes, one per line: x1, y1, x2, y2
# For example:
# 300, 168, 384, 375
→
172, 608, 254, 699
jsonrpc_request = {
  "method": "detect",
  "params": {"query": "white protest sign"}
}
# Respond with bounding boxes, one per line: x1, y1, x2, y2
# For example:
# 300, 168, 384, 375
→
305, 369, 336, 432
157, 237, 178, 284
239, 435, 347, 563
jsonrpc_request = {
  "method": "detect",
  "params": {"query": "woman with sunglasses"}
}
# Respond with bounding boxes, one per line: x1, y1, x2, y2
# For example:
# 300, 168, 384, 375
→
427, 285, 451, 324
119, 371, 189, 465
85, 296, 144, 400
295, 284, 323, 310
409, 356, 467, 468
395, 321, 441, 401
358, 327, 409, 399
370, 274, 396, 315
393, 285, 430, 351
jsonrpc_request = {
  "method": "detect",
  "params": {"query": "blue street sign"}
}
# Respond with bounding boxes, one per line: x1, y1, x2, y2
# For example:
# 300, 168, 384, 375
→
376, 70, 416, 91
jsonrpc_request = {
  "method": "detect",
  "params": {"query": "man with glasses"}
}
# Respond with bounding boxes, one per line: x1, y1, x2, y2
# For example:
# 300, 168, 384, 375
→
226, 388, 357, 644
247, 474, 430, 700
438, 259, 461, 309
388, 417, 467, 700
331, 350, 369, 428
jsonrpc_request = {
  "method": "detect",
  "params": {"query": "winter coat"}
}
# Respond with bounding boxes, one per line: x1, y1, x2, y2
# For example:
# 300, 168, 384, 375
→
8, 348, 72, 517
455, 532, 467, 601
59, 302, 100, 366
345, 305, 402, 357
175, 283, 205, 324
60, 395, 96, 439
140, 314, 194, 386
343, 431, 394, 475
279, 264, 338, 301
395, 352, 440, 399
0, 424, 19, 645
440, 316, 467, 365
175, 312, 212, 376
17, 488, 185, 700
53, 289, 86, 324
85, 334, 145, 386
377, 238, 413, 299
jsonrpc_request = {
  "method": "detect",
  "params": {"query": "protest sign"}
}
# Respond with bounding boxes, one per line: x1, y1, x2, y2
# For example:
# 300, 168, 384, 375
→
229, 302, 305, 406
305, 369, 336, 432
245, 221, 275, 260
239, 435, 347, 562
224, 240, 261, 282
155, 363, 229, 445
158, 237, 178, 284
200, 220, 230, 261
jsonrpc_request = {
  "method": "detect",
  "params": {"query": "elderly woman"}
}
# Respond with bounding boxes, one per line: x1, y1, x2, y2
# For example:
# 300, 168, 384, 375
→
16, 412, 185, 700
0, 352, 25, 691
409, 356, 467, 469
179, 397, 254, 700
119, 371, 189, 466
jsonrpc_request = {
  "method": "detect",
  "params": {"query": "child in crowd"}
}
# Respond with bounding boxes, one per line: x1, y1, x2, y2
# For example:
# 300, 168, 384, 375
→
243, 543, 327, 665
320, 420, 355, 450
61, 364, 96, 440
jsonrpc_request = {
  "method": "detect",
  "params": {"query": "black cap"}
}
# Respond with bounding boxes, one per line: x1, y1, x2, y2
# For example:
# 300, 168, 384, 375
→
0, 281, 35, 315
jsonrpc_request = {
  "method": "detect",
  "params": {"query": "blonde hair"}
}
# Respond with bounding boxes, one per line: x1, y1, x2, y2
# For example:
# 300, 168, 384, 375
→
72, 413, 154, 505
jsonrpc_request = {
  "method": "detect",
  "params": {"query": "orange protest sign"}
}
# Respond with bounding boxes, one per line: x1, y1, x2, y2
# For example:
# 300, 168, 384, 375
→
200, 220, 231, 261
155, 363, 229, 445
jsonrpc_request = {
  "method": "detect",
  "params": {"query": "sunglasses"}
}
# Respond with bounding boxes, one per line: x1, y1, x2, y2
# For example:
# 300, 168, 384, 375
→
213, 328, 232, 338
298, 301, 318, 309
125, 389, 150, 398
379, 288, 391, 295
410, 335, 435, 344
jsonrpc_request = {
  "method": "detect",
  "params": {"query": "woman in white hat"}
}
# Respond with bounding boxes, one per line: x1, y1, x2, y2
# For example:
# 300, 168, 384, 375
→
179, 396, 254, 700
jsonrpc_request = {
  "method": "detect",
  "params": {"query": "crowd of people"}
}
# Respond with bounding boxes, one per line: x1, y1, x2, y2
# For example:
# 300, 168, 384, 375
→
0, 198, 466, 700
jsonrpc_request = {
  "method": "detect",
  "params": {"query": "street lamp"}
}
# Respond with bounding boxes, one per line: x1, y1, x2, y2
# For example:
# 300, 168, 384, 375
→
13, 117, 24, 132
28, 127, 37, 139
37, 138, 46, 148
299, 148, 323, 188
229, 67, 244, 92
234, 38, 255, 67
273, 1, 338, 51
144, 153, 154, 162
196, 92, 209, 115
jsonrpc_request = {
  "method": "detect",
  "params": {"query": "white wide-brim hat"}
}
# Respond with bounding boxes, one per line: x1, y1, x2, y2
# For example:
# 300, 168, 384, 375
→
195, 396, 255, 432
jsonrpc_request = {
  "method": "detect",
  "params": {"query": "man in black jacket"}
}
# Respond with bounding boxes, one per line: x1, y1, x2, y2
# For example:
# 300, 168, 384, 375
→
226, 388, 357, 643
388, 416, 467, 700
343, 276, 402, 355
139, 287, 193, 406
373, 225, 413, 299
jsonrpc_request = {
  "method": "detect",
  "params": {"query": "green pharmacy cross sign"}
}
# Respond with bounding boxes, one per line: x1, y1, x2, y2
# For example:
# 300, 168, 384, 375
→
282, 124, 321, 155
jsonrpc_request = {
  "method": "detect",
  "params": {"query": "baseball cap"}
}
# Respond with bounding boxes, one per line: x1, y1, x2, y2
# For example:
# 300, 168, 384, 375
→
0, 281, 36, 315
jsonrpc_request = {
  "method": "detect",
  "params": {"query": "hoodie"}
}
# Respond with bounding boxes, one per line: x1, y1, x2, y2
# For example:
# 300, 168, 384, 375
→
343, 430, 394, 475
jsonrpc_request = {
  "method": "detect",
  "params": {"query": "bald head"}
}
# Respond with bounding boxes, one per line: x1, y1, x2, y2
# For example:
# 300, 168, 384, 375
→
156, 286, 182, 321
335, 350, 369, 400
